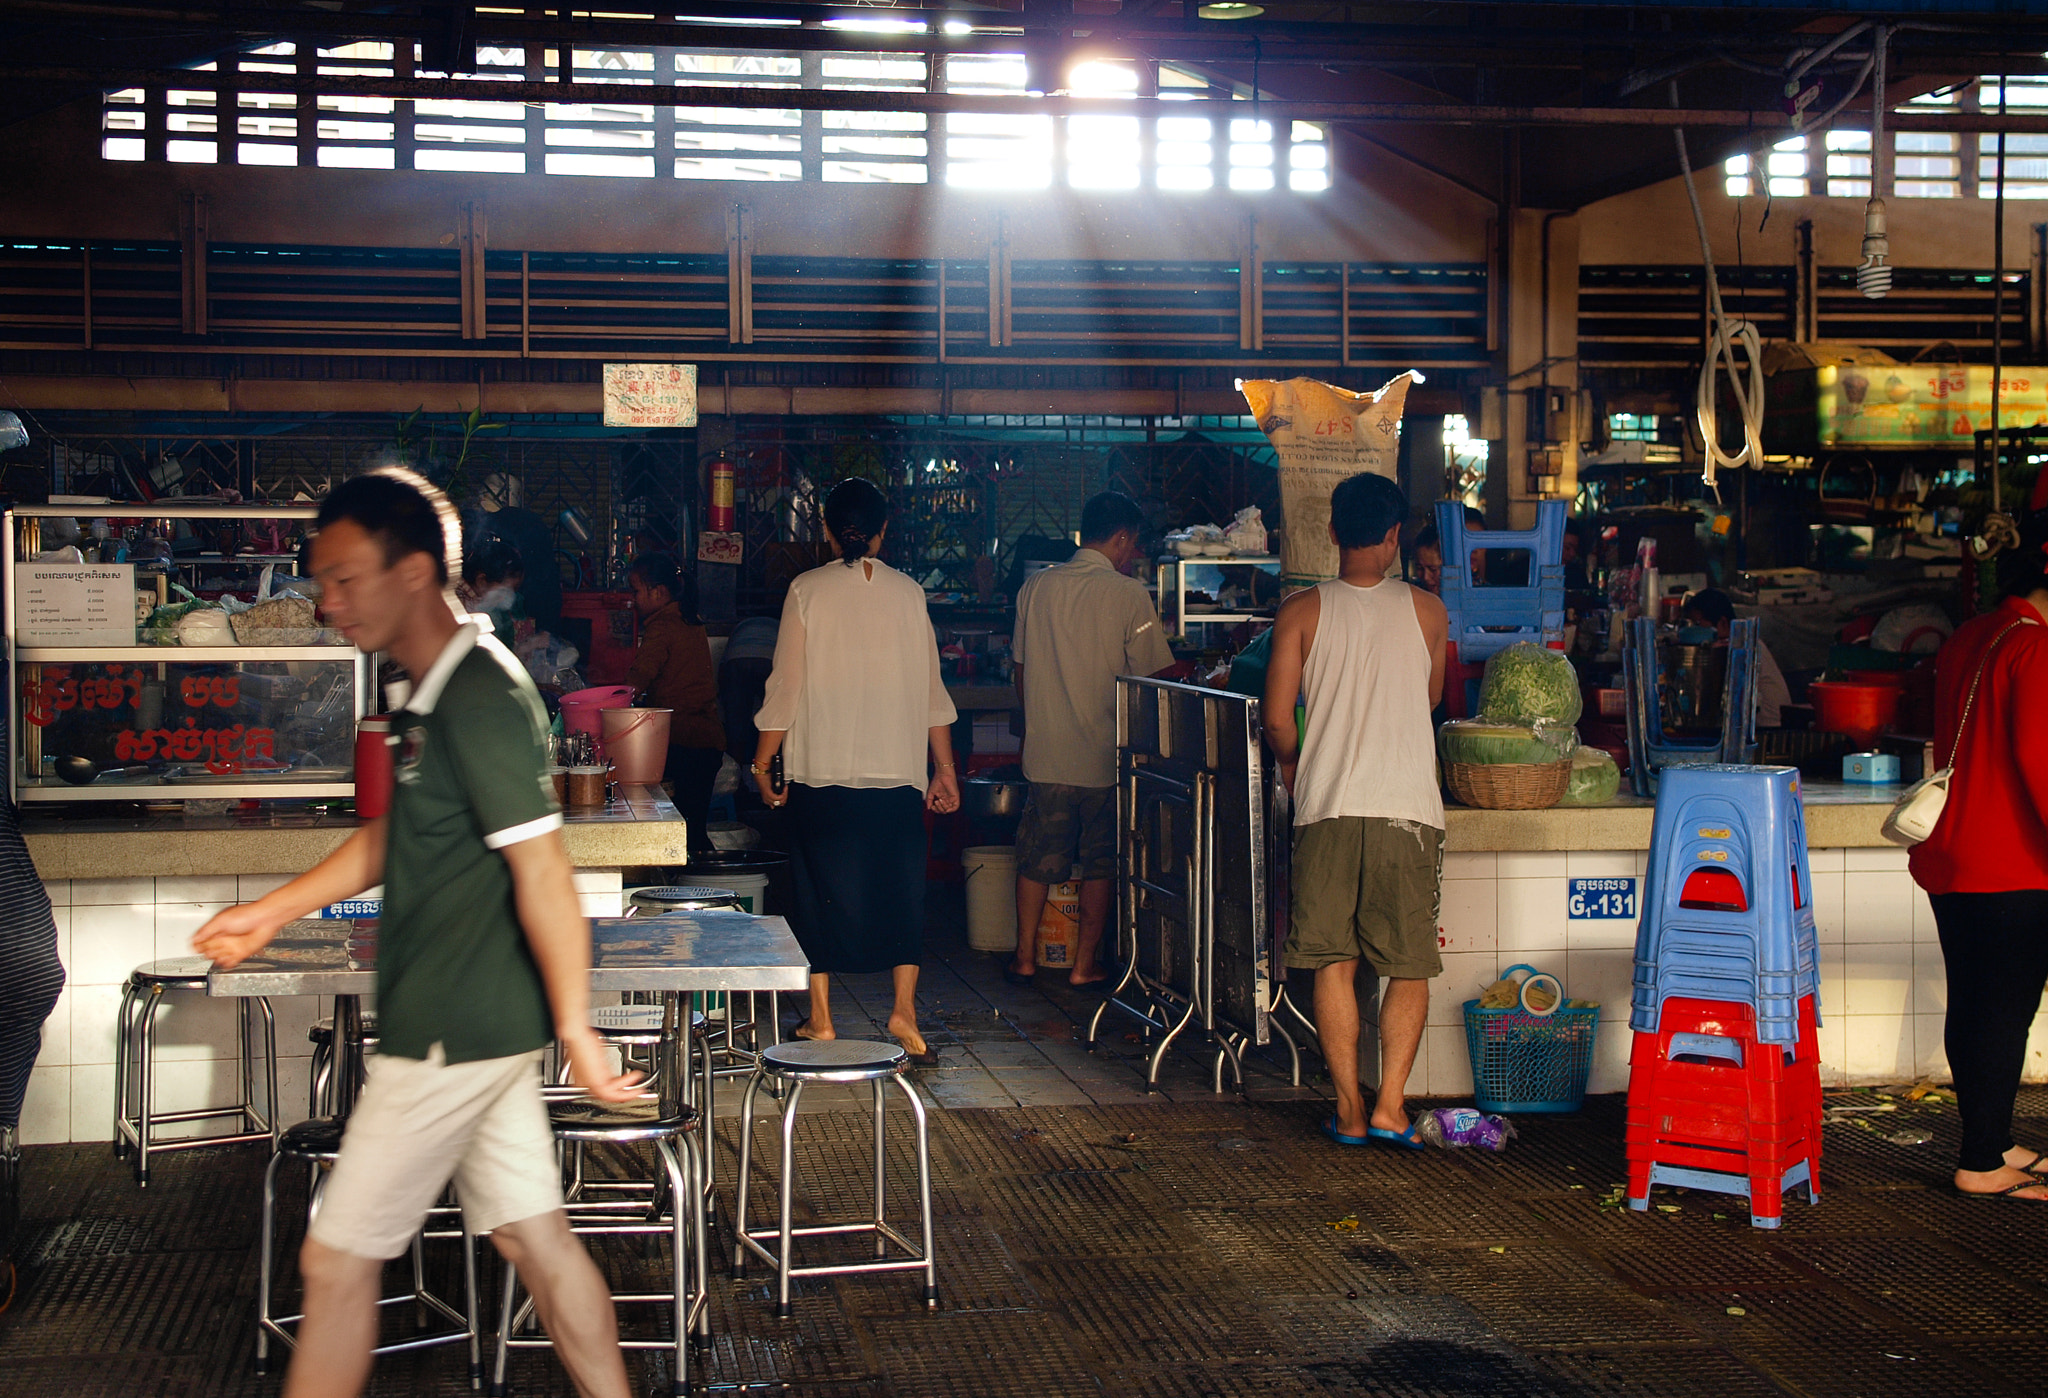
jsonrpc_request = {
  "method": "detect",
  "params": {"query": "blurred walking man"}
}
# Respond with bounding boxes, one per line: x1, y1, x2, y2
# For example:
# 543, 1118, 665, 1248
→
195, 467, 642, 1398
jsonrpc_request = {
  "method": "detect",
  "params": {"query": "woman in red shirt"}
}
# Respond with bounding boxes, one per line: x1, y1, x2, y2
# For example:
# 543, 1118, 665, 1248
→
1910, 514, 2048, 1201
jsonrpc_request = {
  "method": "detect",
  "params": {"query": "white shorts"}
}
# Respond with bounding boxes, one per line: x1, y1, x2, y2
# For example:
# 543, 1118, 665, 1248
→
308, 1045, 562, 1260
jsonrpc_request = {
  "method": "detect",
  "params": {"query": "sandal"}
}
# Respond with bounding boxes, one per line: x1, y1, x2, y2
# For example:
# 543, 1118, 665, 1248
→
2015, 1149, 2048, 1175
895, 1039, 941, 1067
1956, 1177, 2048, 1201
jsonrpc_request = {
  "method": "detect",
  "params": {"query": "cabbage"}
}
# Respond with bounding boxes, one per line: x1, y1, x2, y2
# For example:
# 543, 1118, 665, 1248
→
1477, 642, 1584, 726
1558, 746, 1621, 806
1439, 719, 1576, 767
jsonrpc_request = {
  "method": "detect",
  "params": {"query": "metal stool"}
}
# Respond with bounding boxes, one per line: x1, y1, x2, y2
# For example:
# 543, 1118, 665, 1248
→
628, 888, 779, 1082
307, 1012, 380, 1117
490, 1097, 708, 1398
733, 1040, 936, 1318
256, 1118, 483, 1385
555, 1007, 708, 1214
113, 957, 278, 1185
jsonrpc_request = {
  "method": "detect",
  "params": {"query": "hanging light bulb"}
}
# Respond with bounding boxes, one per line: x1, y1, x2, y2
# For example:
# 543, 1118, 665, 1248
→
1858, 26, 1892, 300
1856, 197, 1891, 299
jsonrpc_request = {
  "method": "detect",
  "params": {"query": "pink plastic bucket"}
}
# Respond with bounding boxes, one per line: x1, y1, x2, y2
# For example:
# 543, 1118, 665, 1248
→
601, 707, 672, 785
559, 684, 635, 741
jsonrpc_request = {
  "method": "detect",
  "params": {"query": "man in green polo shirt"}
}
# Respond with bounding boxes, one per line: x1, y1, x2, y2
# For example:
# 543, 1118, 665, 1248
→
194, 467, 641, 1398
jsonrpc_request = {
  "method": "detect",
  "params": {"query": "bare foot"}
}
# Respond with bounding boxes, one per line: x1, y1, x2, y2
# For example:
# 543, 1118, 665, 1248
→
886, 1015, 928, 1058
1956, 1165, 2048, 1199
2004, 1145, 2048, 1174
1068, 972, 1109, 988
791, 1019, 835, 1042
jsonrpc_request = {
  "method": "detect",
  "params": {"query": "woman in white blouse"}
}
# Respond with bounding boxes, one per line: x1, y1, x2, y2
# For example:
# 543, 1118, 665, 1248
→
751, 478, 960, 1064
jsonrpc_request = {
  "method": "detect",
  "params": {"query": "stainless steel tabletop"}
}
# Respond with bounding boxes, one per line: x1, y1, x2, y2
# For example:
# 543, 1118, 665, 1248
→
206, 911, 810, 997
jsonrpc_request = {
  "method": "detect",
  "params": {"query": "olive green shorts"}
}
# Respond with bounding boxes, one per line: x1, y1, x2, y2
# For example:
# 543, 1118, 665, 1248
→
1284, 816, 1444, 980
1016, 782, 1118, 884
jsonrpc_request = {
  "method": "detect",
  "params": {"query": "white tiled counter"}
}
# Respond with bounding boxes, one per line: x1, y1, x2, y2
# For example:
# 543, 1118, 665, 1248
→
1359, 782, 2001, 1102
18, 787, 687, 1145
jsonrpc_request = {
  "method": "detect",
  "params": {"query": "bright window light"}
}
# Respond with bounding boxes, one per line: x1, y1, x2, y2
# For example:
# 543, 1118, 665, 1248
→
238, 143, 296, 165
167, 139, 218, 163
1229, 167, 1274, 190
676, 155, 801, 180
318, 146, 394, 168
103, 136, 145, 161
416, 148, 525, 173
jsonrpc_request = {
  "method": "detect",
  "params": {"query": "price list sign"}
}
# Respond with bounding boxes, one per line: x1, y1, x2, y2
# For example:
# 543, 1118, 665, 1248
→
15, 563, 135, 646
603, 363, 699, 428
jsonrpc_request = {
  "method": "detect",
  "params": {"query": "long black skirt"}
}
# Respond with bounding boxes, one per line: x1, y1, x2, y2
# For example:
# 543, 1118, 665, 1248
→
785, 783, 926, 975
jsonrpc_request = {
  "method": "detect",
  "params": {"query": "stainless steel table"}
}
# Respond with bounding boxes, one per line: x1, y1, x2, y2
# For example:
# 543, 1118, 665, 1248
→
209, 911, 811, 1203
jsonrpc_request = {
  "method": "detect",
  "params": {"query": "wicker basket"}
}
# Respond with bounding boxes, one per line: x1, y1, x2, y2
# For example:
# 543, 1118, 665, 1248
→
1446, 758, 1572, 810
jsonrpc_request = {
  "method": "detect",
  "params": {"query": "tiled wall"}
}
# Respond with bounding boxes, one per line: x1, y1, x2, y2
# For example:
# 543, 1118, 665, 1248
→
1360, 845, 2044, 1101
20, 871, 625, 1146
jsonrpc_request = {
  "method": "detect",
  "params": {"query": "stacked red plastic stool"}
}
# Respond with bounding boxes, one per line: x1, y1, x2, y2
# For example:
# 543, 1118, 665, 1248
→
1626, 764, 1822, 1228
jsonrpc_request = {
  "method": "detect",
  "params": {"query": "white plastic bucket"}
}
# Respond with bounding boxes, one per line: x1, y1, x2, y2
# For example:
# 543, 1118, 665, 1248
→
681, 870, 770, 915
962, 845, 1018, 953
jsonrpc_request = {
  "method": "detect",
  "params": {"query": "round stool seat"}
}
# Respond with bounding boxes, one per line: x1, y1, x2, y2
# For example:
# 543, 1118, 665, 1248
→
130, 956, 214, 988
277, 1118, 346, 1160
588, 1005, 705, 1044
630, 886, 745, 912
547, 1097, 696, 1143
307, 1013, 380, 1047
760, 1039, 906, 1082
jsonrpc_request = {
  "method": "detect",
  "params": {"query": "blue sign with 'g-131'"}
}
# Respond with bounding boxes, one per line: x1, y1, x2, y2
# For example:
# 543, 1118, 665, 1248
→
1568, 877, 1638, 919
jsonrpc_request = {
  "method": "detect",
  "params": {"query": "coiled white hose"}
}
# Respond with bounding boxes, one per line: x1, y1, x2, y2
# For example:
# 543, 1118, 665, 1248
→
1673, 128, 1764, 497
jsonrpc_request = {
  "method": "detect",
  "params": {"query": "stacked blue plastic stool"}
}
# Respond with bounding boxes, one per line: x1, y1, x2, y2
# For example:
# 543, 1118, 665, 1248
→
1433, 498, 1567, 717
1630, 764, 1819, 1045
1625, 764, 1823, 1227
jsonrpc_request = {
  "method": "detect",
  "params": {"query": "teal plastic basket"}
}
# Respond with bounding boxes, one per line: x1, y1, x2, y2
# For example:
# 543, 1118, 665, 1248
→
1462, 963, 1599, 1114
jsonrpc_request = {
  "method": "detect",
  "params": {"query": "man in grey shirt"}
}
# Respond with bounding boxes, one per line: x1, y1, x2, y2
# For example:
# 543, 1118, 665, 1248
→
1008, 492, 1176, 986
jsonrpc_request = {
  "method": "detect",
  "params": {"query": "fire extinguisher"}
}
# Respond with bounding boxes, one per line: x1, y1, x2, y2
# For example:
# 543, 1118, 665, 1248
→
707, 454, 735, 532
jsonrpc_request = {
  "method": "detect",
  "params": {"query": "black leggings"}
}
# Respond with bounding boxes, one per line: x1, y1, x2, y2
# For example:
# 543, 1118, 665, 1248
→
1931, 889, 2048, 1173
0, 887, 61, 1131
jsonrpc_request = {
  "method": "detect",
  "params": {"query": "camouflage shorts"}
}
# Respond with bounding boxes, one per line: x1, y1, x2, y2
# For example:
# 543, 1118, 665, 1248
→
1015, 782, 1117, 884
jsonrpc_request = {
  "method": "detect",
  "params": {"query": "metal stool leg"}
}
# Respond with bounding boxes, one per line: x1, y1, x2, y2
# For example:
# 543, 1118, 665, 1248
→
255, 1148, 285, 1374
775, 1078, 805, 1319
134, 984, 163, 1185
872, 1078, 887, 1258
732, 1069, 765, 1276
111, 979, 137, 1159
898, 1073, 938, 1308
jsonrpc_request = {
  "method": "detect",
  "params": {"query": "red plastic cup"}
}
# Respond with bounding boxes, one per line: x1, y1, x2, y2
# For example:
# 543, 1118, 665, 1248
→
354, 715, 395, 819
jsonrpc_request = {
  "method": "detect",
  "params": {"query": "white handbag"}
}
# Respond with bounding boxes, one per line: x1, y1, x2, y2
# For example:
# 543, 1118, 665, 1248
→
1881, 617, 2035, 847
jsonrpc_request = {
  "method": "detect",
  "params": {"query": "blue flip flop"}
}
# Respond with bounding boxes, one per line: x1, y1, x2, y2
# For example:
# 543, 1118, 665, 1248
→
1368, 1122, 1427, 1152
1321, 1116, 1371, 1147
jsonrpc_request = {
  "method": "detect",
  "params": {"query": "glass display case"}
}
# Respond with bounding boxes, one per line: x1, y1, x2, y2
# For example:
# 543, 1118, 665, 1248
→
1154, 555, 1284, 640
6, 503, 371, 802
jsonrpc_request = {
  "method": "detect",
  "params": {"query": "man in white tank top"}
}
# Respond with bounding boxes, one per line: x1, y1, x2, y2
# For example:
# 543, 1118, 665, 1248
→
1263, 473, 1448, 1151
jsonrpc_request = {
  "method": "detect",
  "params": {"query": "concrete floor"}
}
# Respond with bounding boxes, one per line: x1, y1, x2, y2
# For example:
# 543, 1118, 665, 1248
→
5, 888, 2045, 1397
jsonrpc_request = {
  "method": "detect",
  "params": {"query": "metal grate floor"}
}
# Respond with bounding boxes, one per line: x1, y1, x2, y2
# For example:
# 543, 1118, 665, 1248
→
10, 1091, 2048, 1393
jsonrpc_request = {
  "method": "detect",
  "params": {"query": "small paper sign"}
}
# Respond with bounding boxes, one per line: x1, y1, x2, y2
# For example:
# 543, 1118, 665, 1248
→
697, 531, 743, 565
603, 363, 698, 428
15, 562, 136, 645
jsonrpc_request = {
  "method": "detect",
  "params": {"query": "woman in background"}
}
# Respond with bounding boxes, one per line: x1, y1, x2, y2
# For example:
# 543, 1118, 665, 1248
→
751, 479, 958, 1064
626, 553, 725, 852
1909, 507, 2048, 1202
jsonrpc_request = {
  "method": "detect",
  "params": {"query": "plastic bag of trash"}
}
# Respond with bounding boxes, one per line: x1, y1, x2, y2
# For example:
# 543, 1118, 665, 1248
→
1414, 1107, 1518, 1151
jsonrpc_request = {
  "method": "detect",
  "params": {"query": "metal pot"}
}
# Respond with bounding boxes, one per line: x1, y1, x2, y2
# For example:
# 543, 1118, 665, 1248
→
962, 767, 1026, 822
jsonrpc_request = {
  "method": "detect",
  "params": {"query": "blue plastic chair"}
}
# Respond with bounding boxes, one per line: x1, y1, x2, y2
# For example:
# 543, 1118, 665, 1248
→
1434, 499, 1567, 717
1629, 765, 1820, 1045
1623, 616, 1761, 797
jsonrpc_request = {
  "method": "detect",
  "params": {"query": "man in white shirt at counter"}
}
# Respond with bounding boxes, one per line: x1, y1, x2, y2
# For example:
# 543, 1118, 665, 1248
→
1263, 472, 1449, 1151
1008, 491, 1176, 988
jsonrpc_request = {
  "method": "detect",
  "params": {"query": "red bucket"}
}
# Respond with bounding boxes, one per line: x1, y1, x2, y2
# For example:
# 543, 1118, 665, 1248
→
558, 684, 635, 741
1807, 681, 1901, 748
